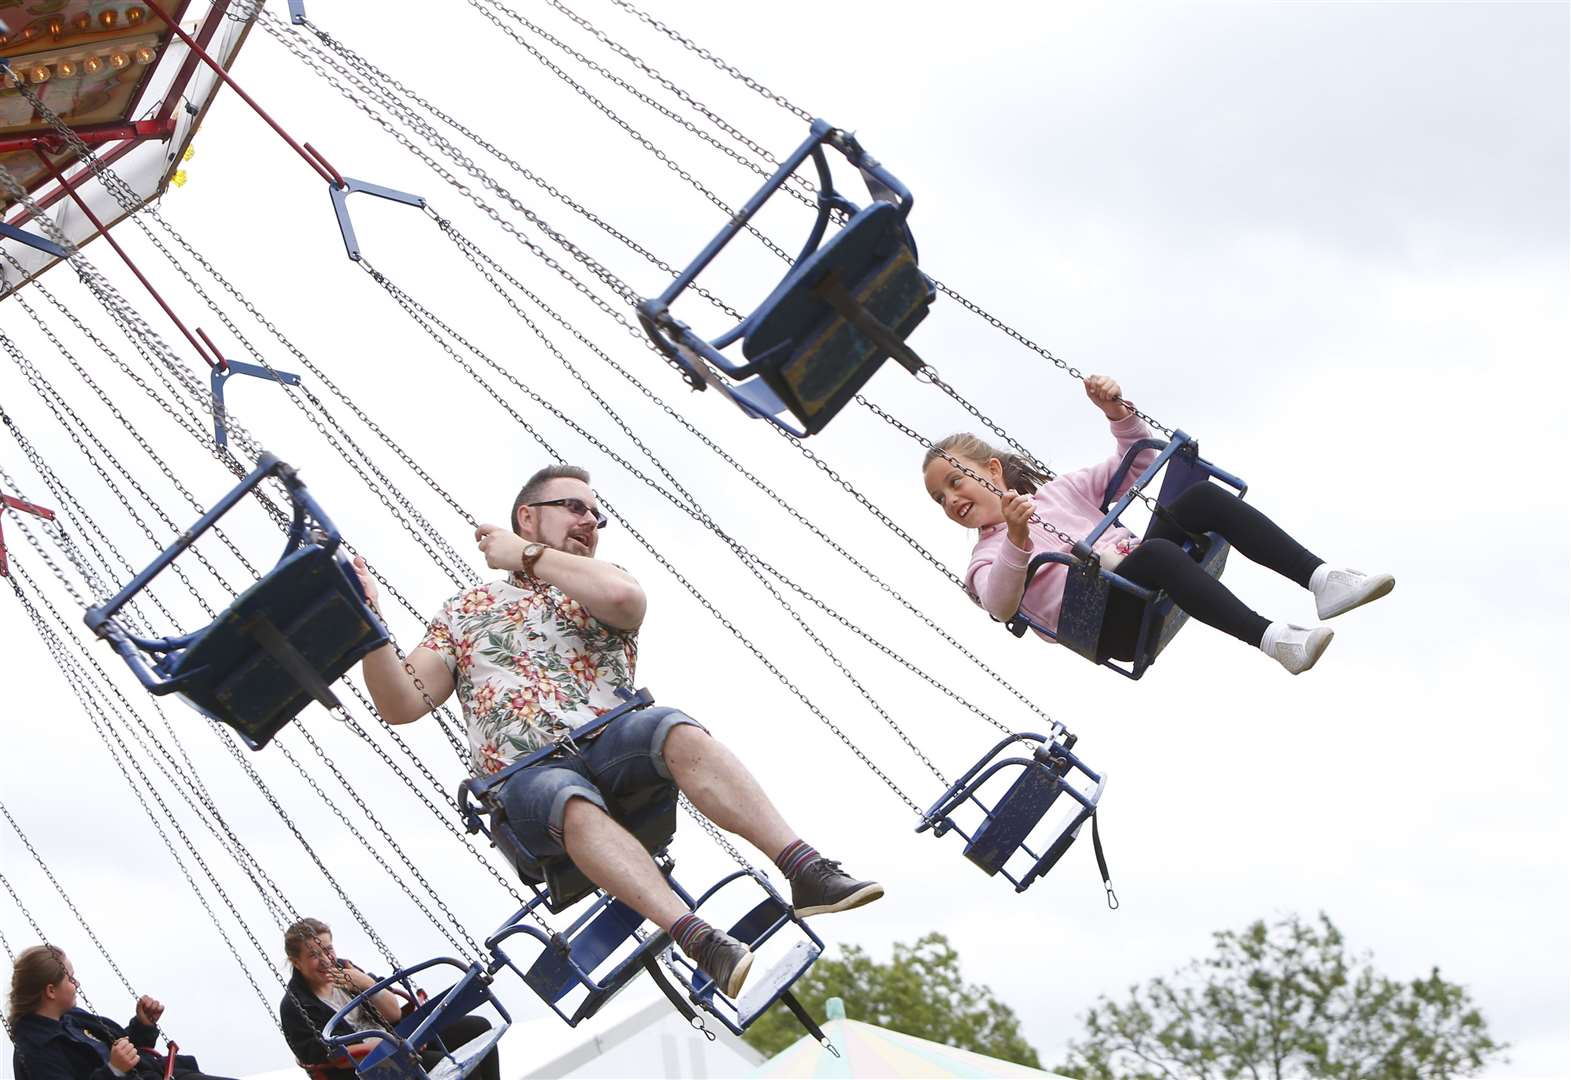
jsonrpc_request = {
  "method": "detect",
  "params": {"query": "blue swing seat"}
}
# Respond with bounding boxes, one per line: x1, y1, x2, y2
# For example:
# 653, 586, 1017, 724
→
461, 690, 824, 1036
918, 730, 1110, 897
1007, 431, 1248, 680
661, 870, 824, 1036
638, 119, 935, 437
83, 454, 388, 749
323, 957, 510, 1080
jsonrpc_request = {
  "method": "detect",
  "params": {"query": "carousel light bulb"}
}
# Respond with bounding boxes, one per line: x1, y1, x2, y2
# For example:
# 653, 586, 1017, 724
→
127, 7, 147, 26
55, 59, 77, 78
99, 10, 118, 28
21, 24, 38, 40
48, 16, 64, 38
74, 13, 92, 31
133, 45, 156, 65
108, 51, 129, 69
29, 65, 51, 83
83, 55, 105, 75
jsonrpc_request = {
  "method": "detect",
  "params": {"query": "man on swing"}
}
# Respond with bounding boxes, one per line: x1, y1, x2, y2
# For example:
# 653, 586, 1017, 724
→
355, 465, 883, 998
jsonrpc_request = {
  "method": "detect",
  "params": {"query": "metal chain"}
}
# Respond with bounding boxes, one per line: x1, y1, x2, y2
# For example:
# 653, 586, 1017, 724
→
358, 255, 926, 815
591, 0, 1180, 437
37, 610, 298, 930
5, 280, 242, 625
293, 10, 745, 322
858, 396, 1080, 547
258, 15, 661, 371
15, 566, 298, 936
123, 212, 481, 590
0, 333, 235, 607
0, 420, 137, 618
439, 218, 952, 787
602, 0, 814, 122
440, 228, 1055, 736
272, 730, 472, 963
457, 0, 800, 268
0, 797, 139, 999
546, 0, 812, 183
0, 871, 99, 1015
7, 569, 284, 1028
16, 560, 349, 1058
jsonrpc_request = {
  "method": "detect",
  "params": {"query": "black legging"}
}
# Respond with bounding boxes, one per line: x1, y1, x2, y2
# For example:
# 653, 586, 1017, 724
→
1098, 483, 1322, 659
419, 1015, 500, 1080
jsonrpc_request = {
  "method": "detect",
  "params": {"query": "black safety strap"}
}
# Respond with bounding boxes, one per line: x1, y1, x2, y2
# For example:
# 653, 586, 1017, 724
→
249, 616, 342, 710
1092, 811, 1118, 910
780, 990, 840, 1057
814, 273, 927, 376
641, 953, 715, 1042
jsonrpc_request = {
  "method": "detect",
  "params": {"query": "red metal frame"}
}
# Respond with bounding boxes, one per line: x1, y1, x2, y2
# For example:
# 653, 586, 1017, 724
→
141, 0, 342, 186
2, 0, 228, 231
34, 147, 221, 369
0, 494, 56, 578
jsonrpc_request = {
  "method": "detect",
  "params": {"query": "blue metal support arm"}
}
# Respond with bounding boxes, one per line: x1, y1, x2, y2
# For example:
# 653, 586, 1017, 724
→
0, 220, 70, 260
329, 177, 427, 262
210, 359, 302, 448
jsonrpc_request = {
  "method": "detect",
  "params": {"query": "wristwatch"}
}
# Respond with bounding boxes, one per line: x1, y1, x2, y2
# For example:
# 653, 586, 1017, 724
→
519, 541, 547, 578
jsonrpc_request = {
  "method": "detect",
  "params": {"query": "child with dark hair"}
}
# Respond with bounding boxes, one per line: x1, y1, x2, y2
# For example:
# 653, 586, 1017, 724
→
921, 375, 1393, 674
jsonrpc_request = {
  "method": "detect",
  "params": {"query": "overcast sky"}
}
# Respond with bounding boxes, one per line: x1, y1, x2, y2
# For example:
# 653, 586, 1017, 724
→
0, 2, 1565, 1077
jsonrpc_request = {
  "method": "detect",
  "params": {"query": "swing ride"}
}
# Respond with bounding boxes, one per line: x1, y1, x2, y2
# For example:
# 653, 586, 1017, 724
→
0, 2, 1264, 1074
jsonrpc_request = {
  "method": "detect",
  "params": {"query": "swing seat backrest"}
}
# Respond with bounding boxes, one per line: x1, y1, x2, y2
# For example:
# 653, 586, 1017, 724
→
164, 545, 388, 748
380, 970, 506, 1080
963, 753, 1068, 877
737, 201, 934, 435
518, 895, 666, 1016
674, 870, 825, 1033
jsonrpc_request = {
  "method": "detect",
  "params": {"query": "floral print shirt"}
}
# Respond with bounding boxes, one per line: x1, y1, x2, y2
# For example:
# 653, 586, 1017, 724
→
420, 575, 638, 775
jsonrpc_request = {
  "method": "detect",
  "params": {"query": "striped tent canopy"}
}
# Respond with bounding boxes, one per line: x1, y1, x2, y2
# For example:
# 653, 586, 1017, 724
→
752, 998, 1070, 1079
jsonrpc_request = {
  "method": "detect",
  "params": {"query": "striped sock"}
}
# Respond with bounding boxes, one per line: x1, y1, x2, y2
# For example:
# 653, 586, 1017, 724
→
670, 913, 714, 957
775, 839, 820, 881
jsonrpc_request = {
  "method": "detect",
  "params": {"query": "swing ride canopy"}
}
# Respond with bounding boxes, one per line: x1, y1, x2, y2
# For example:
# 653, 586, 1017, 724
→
0, 0, 255, 296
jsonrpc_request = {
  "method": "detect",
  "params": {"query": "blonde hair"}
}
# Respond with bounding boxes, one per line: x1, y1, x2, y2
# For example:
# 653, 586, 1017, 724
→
8, 945, 67, 1024
922, 434, 1047, 495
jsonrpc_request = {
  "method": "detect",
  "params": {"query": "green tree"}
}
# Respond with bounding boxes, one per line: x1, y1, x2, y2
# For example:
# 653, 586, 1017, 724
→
742, 932, 1042, 1067
1059, 913, 1505, 1080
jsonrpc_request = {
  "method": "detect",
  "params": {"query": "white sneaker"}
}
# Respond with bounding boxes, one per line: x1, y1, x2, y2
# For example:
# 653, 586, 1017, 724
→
1261, 622, 1334, 674
1311, 566, 1396, 620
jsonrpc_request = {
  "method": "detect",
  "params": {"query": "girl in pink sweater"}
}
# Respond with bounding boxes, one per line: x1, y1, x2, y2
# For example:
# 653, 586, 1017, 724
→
920, 376, 1393, 674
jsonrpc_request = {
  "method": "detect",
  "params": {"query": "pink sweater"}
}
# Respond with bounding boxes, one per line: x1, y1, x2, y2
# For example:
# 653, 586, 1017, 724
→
965, 413, 1158, 638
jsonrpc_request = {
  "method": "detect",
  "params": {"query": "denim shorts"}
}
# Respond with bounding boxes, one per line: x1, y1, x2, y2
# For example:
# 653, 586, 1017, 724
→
495, 705, 705, 858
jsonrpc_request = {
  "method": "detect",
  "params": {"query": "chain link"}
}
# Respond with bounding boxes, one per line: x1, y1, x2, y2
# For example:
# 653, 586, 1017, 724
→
857, 396, 1080, 546
359, 254, 926, 815
440, 227, 1056, 738
602, 0, 814, 122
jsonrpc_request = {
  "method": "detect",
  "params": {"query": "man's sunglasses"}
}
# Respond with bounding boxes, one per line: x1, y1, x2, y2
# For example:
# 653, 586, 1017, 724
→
528, 498, 609, 529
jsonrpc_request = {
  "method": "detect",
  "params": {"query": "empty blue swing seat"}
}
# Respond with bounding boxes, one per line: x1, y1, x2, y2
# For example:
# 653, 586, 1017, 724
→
1008, 431, 1248, 680
661, 870, 824, 1037
84, 454, 388, 750
323, 957, 510, 1080
638, 118, 935, 437
918, 730, 1110, 897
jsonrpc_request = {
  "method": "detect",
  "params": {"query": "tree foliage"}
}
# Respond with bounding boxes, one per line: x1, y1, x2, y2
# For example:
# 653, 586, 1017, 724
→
741, 932, 1042, 1067
1059, 913, 1505, 1080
